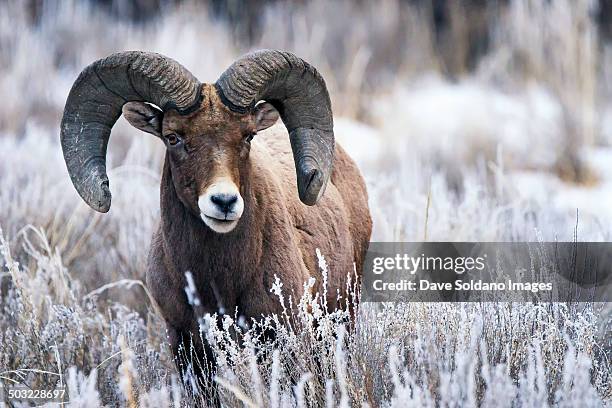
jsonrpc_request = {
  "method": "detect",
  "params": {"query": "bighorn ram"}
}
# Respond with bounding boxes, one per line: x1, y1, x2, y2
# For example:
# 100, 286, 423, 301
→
60, 50, 372, 394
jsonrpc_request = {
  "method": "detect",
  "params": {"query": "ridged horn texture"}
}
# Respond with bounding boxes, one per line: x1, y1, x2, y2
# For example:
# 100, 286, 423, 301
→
60, 51, 201, 212
215, 50, 334, 206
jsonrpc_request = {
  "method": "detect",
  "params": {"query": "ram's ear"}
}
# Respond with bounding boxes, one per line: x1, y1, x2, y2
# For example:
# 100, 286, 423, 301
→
253, 102, 280, 131
122, 102, 163, 137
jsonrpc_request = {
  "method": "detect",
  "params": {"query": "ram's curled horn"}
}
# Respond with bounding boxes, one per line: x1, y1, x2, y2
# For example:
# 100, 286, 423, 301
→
60, 51, 202, 212
215, 50, 334, 206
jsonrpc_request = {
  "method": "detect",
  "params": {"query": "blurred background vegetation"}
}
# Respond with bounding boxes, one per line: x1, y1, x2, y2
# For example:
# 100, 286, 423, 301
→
5, 0, 611, 176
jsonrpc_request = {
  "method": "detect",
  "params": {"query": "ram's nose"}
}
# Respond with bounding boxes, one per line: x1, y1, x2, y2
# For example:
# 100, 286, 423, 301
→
210, 193, 238, 214
198, 179, 245, 231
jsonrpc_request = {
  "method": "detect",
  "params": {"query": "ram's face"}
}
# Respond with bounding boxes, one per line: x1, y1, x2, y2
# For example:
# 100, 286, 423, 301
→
122, 84, 279, 233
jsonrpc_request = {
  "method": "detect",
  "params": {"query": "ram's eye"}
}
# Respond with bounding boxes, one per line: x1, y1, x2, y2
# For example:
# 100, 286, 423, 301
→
245, 133, 256, 143
166, 133, 180, 146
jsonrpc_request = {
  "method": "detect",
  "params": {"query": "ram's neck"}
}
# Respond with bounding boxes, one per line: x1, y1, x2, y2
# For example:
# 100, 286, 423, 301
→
158, 155, 262, 309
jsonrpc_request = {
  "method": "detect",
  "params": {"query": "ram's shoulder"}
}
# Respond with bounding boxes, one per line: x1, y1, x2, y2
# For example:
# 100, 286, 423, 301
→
254, 123, 292, 155
251, 124, 295, 173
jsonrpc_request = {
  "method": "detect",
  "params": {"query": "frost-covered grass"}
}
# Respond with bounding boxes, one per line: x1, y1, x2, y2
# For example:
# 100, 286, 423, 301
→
1, 228, 610, 406
1, 0, 611, 406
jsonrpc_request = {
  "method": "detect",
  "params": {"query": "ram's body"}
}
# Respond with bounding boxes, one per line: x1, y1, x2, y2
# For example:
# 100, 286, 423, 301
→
60, 50, 372, 402
148, 123, 371, 341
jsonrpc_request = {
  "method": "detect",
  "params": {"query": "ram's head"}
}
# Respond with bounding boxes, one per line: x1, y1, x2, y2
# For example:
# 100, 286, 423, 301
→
61, 51, 334, 233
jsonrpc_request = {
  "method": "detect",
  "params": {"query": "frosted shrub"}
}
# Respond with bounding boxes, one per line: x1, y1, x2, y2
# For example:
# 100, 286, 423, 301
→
1, 216, 609, 406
